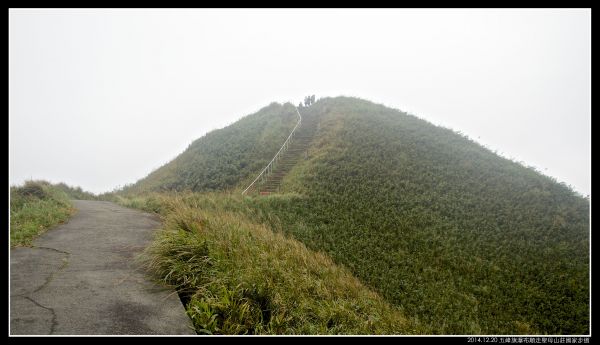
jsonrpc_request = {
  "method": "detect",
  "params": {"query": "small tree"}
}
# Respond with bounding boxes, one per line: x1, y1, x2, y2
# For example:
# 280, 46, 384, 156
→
310, 95, 315, 104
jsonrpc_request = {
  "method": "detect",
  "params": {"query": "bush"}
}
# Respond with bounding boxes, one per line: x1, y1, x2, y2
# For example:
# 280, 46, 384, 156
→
14, 181, 50, 199
10, 180, 74, 247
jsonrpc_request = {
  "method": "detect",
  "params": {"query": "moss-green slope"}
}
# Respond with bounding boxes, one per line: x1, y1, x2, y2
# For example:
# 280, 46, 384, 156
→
259, 97, 589, 334
123, 102, 298, 194
120, 96, 589, 334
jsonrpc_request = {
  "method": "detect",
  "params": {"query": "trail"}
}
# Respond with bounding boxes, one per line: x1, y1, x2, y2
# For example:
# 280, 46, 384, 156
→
10, 200, 195, 335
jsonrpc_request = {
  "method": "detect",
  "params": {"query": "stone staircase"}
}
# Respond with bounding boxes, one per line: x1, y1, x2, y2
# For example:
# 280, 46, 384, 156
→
255, 112, 319, 195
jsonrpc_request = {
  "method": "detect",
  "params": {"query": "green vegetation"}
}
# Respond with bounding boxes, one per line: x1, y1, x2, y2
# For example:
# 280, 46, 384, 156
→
270, 97, 589, 334
122, 102, 299, 194
10, 180, 75, 247
54, 182, 97, 200
118, 96, 589, 334
118, 193, 417, 334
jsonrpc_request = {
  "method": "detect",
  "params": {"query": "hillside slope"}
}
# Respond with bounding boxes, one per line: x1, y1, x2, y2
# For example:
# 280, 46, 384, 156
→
117, 193, 418, 334
122, 102, 298, 194
259, 97, 589, 334
119, 96, 589, 334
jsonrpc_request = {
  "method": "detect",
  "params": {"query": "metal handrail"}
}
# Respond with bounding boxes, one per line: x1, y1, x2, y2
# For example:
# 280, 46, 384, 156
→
242, 105, 302, 195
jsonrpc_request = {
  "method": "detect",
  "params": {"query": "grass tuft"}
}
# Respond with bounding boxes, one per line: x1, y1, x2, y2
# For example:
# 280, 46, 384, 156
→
10, 180, 75, 247
125, 194, 418, 334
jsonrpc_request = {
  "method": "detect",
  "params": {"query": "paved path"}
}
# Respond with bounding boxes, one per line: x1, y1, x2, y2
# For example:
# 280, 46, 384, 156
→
10, 200, 195, 335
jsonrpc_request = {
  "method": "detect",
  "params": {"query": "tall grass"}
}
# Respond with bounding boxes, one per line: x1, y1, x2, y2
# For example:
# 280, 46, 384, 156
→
53, 182, 97, 200
120, 102, 299, 194
119, 194, 420, 334
113, 96, 589, 334
270, 97, 590, 334
10, 180, 75, 247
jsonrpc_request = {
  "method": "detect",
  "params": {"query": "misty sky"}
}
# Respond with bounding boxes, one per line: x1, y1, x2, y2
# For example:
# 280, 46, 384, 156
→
9, 9, 591, 196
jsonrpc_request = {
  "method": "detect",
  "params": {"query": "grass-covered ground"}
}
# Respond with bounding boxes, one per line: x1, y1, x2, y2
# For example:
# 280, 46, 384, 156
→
112, 96, 589, 335
273, 98, 590, 334
120, 102, 299, 194
10, 180, 75, 247
115, 193, 419, 335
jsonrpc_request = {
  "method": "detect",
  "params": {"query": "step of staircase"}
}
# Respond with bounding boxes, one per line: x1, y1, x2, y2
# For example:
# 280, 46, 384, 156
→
253, 108, 320, 195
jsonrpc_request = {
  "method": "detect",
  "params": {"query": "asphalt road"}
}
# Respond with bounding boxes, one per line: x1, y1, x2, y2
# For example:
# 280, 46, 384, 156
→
10, 200, 195, 335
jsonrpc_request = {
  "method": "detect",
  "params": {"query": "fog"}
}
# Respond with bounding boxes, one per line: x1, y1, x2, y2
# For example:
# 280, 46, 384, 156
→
9, 9, 591, 196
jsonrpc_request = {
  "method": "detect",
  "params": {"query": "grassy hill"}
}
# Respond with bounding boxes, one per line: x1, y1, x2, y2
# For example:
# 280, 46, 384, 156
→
269, 97, 589, 334
117, 96, 589, 334
121, 102, 298, 194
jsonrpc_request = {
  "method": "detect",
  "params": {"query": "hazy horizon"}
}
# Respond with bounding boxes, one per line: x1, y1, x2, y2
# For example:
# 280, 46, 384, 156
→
9, 9, 591, 196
